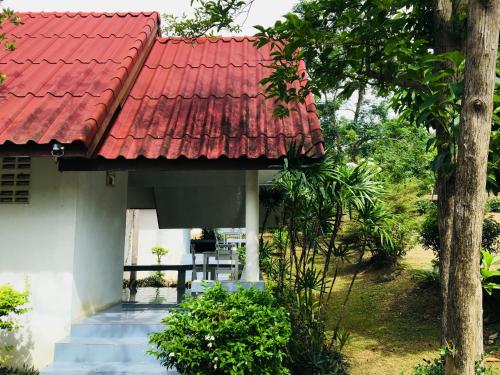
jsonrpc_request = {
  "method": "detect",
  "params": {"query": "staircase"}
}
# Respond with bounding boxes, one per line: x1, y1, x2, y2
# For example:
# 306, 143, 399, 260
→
41, 305, 178, 375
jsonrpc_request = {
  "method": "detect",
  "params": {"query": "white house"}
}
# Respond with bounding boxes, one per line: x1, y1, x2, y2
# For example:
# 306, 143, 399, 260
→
0, 11, 324, 368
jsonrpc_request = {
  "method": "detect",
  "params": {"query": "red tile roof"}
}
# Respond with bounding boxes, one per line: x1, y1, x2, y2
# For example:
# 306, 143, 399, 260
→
0, 14, 323, 162
97, 37, 324, 160
0, 12, 159, 150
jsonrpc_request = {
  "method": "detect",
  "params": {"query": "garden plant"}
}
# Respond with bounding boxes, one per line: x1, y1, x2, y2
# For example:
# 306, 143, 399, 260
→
149, 283, 291, 375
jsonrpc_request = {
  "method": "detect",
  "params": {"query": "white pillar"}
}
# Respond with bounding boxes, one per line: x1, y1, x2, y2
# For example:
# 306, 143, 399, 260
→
244, 170, 260, 282
182, 228, 191, 255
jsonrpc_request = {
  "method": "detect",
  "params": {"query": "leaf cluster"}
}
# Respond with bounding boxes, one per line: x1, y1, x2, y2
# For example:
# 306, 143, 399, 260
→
149, 283, 291, 374
481, 250, 500, 296
0, 285, 29, 332
0, 8, 20, 84
162, 0, 255, 38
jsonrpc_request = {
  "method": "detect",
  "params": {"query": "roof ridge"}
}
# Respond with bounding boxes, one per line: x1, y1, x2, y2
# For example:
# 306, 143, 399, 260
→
106, 133, 321, 141
2, 58, 126, 65
8, 34, 148, 39
156, 36, 259, 43
142, 62, 272, 69
17, 12, 160, 18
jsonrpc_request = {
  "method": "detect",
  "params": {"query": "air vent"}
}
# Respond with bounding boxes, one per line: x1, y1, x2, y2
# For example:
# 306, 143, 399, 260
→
0, 157, 31, 204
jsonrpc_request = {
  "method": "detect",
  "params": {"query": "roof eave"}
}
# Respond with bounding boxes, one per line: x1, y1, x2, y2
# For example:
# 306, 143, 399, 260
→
57, 155, 325, 172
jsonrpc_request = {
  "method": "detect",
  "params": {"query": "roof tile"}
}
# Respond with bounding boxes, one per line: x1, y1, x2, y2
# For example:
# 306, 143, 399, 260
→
98, 37, 324, 160
0, 12, 159, 148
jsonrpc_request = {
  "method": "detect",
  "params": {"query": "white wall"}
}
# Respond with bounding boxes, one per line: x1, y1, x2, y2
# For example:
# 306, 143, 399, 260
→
124, 210, 191, 280
0, 158, 128, 368
71, 170, 128, 322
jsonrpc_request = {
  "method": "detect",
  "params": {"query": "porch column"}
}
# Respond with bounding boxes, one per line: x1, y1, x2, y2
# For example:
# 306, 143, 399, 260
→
244, 170, 260, 282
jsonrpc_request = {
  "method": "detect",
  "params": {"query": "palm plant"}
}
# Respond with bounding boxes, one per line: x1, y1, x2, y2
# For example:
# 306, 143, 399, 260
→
263, 146, 391, 374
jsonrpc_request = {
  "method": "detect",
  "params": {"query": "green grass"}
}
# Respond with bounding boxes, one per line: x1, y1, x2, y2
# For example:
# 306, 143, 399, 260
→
325, 246, 500, 375
327, 262, 441, 375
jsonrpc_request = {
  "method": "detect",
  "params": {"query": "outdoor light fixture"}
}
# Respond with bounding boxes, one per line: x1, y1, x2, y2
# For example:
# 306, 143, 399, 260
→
51, 143, 65, 160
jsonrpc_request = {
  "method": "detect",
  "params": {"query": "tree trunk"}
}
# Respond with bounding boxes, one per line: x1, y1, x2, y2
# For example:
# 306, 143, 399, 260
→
354, 86, 365, 123
432, 0, 462, 341
445, 1, 500, 373
436, 158, 455, 341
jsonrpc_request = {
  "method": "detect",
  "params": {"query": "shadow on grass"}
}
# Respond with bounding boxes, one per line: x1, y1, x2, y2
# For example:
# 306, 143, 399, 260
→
327, 267, 441, 367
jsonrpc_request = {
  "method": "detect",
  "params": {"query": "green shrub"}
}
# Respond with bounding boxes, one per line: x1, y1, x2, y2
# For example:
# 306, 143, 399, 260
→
136, 275, 171, 288
284, 293, 350, 375
421, 208, 500, 256
371, 213, 417, 265
0, 365, 38, 375
0, 286, 29, 332
486, 197, 500, 213
412, 350, 492, 375
482, 219, 500, 253
420, 210, 440, 255
149, 283, 291, 375
0, 285, 29, 364
415, 199, 436, 215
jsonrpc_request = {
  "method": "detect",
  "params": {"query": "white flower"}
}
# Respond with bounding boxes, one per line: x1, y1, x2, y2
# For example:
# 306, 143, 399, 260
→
207, 342, 213, 348
214, 364, 217, 369
205, 335, 215, 341
169, 352, 175, 357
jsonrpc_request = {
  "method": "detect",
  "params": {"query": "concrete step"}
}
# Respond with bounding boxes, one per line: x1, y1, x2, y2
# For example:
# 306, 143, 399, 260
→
41, 362, 177, 375
40, 305, 178, 375
71, 323, 164, 338
53, 337, 158, 363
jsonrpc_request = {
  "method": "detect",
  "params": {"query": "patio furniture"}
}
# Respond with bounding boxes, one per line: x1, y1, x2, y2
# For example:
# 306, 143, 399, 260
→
191, 238, 217, 253
215, 244, 239, 281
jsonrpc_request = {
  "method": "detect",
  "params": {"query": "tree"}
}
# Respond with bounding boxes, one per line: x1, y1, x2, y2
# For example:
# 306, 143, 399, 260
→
319, 100, 434, 188
151, 246, 169, 281
446, 1, 500, 373
0, 8, 20, 84
165, 0, 500, 372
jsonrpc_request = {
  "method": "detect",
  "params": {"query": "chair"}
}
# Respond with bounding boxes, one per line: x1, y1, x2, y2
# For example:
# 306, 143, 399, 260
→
191, 244, 201, 281
215, 243, 239, 281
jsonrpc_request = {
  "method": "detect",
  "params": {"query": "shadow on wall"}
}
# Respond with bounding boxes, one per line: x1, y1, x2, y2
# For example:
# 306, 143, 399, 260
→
1, 324, 35, 368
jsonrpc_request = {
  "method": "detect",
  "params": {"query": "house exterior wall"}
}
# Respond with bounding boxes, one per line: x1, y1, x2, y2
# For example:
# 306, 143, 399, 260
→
0, 158, 127, 368
71, 170, 128, 322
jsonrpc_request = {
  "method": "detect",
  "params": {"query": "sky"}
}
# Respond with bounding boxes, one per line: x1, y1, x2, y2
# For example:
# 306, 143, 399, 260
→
2, 0, 296, 35
2, 0, 360, 118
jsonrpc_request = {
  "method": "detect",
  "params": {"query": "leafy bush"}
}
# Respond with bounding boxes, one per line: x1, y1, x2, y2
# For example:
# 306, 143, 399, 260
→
0, 365, 38, 375
136, 275, 171, 288
486, 197, 500, 213
342, 202, 414, 267
421, 209, 500, 256
371, 213, 416, 265
420, 210, 440, 255
412, 350, 492, 375
364, 183, 419, 266
0, 285, 29, 364
283, 292, 350, 375
0, 286, 29, 332
149, 283, 291, 375
415, 199, 436, 215
482, 219, 500, 253
481, 250, 500, 295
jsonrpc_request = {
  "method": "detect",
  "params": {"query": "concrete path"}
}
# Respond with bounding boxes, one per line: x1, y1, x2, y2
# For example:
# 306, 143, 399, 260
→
40, 304, 178, 375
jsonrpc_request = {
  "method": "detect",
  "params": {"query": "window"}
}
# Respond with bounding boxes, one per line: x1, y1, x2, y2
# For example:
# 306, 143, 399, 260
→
0, 157, 31, 204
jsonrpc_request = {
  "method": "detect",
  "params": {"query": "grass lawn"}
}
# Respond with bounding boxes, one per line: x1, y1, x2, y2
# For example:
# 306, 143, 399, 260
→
327, 246, 500, 374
